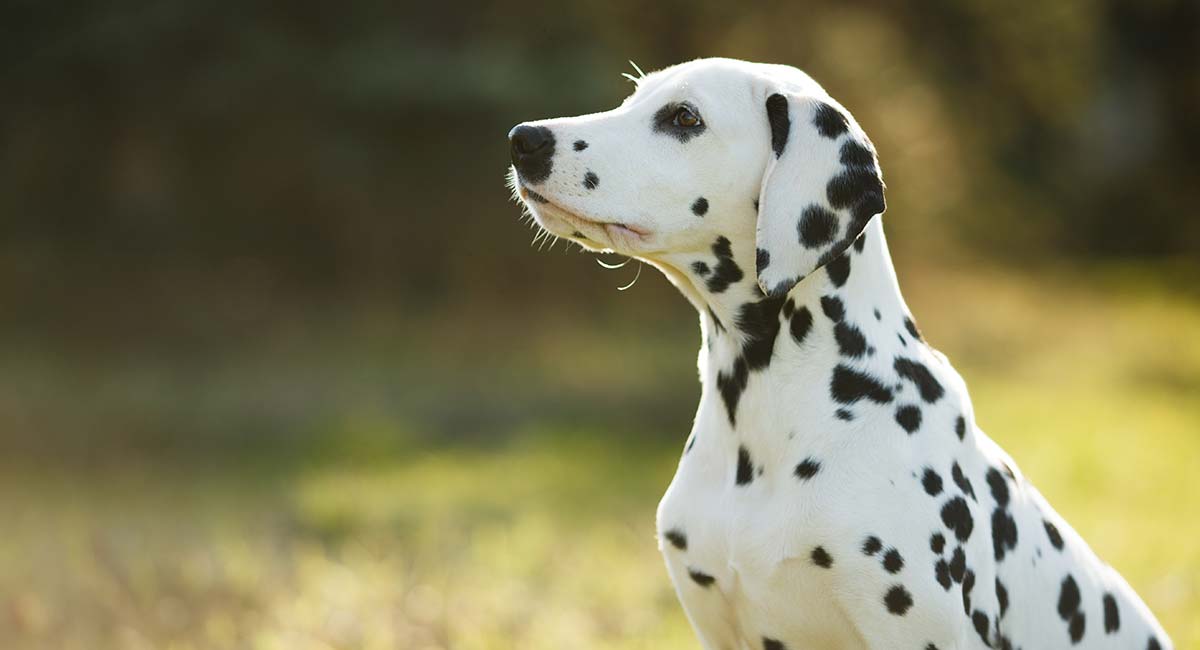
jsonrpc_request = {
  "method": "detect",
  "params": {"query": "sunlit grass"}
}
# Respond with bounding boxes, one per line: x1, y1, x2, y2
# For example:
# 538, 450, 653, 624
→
2, 265, 1198, 649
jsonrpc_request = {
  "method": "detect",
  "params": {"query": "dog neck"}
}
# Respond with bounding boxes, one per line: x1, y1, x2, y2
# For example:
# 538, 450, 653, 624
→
656, 217, 919, 441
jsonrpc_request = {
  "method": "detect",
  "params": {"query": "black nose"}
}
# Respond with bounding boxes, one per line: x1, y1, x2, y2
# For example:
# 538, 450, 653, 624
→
508, 124, 555, 184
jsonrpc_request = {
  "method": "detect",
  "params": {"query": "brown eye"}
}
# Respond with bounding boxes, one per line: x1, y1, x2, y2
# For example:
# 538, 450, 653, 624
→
674, 107, 701, 128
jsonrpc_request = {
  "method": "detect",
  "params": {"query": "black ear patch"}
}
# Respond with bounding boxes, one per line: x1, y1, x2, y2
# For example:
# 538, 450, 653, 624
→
766, 94, 790, 158
813, 103, 849, 139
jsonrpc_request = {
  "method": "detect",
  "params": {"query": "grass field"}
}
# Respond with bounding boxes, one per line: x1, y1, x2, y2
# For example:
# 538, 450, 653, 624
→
2, 264, 1199, 649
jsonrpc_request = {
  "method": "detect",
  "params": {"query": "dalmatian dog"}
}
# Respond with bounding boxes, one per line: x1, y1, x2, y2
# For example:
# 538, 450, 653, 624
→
506, 58, 1172, 650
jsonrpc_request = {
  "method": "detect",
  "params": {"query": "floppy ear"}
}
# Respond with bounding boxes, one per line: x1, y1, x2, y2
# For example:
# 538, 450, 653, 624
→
754, 92, 885, 297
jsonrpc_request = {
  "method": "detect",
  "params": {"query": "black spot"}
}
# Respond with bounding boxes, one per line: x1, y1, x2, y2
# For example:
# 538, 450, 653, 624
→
884, 584, 913, 615
813, 102, 849, 139
691, 261, 711, 276
692, 197, 709, 216
930, 532, 946, 554
573, 139, 588, 151
756, 248, 770, 275
996, 578, 1009, 617
688, 568, 715, 587
873, 308, 881, 320
895, 405, 922, 434
941, 497, 974, 542
653, 102, 707, 143
583, 171, 599, 189
935, 560, 952, 590
826, 165, 884, 213
1058, 575, 1081, 619
1044, 520, 1065, 550
986, 468, 1010, 506
1148, 637, 1163, 650
795, 457, 821, 480
766, 94, 790, 157
854, 231, 867, 252
811, 546, 833, 568
820, 295, 845, 322
1069, 612, 1086, 644
790, 306, 813, 345
763, 638, 786, 650
706, 236, 744, 294
972, 610, 991, 646
753, 199, 760, 212
736, 445, 754, 485
955, 415, 966, 440
926, 645, 940, 650
834, 322, 867, 357
962, 569, 976, 614
830, 365, 894, 405
826, 253, 851, 287
904, 316, 924, 341
526, 188, 549, 203
894, 357, 945, 403
717, 359, 749, 425
799, 204, 839, 249
882, 548, 904, 573
835, 408, 854, 421
664, 529, 687, 551
952, 462, 976, 500
949, 547, 966, 583
922, 468, 943, 496
840, 140, 875, 166
862, 536, 883, 555
1103, 593, 1120, 633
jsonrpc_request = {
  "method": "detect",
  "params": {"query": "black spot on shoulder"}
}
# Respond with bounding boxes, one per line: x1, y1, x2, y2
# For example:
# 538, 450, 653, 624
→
573, 139, 588, 151
955, 415, 966, 440
884, 584, 913, 615
736, 445, 754, 486
826, 253, 851, 287
895, 405, 922, 434
986, 468, 1010, 506
922, 468, 943, 496
692, 197, 709, 216
949, 547, 966, 583
894, 357, 944, 403
992, 508, 1018, 562
1044, 520, 1065, 550
935, 559, 952, 590
962, 569, 976, 614
706, 236, 744, 294
664, 528, 687, 551
799, 204, 839, 249
583, 171, 599, 190
862, 535, 883, 555
766, 94, 790, 157
820, 295, 845, 322
830, 365, 894, 405
1103, 592, 1120, 633
972, 610, 991, 645
795, 457, 821, 480
756, 248, 770, 275
790, 306, 813, 345
1058, 574, 1082, 619
1069, 612, 1086, 644
1148, 637, 1163, 650
834, 322, 868, 357
996, 578, 1010, 618
941, 497, 974, 542
930, 532, 946, 554
811, 545, 833, 568
952, 462, 976, 500
763, 638, 787, 650
904, 316, 924, 341
688, 568, 715, 587
813, 102, 849, 139
882, 548, 904, 573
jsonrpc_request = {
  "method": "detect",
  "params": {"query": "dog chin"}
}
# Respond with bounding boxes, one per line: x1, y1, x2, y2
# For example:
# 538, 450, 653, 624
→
520, 190, 648, 252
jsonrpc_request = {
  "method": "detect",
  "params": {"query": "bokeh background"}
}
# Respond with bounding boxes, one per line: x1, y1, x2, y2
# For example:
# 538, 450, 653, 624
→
2, 1, 1199, 648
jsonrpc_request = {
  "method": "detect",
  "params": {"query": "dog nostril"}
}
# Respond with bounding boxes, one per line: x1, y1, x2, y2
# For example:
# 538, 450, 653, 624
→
508, 124, 556, 183
509, 125, 552, 156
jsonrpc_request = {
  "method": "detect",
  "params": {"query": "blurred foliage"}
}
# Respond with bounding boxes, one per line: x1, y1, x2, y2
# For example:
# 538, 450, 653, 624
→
1, 1, 1198, 647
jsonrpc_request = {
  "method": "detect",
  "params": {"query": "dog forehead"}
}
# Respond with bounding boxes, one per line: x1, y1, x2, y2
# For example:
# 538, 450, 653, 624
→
637, 58, 827, 101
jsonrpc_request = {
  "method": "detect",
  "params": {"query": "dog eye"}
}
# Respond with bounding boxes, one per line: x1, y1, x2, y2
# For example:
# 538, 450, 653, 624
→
674, 107, 701, 128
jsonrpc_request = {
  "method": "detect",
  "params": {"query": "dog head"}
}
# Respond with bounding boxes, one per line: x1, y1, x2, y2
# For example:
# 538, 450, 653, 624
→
508, 58, 884, 298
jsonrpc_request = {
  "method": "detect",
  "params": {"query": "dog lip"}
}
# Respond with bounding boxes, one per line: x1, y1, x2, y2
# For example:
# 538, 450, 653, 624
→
519, 186, 650, 237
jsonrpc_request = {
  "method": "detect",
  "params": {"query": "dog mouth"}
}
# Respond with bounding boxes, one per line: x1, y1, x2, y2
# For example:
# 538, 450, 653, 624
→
516, 184, 650, 244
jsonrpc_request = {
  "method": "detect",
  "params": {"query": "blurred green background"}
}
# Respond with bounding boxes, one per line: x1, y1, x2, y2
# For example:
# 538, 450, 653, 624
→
2, 1, 1198, 648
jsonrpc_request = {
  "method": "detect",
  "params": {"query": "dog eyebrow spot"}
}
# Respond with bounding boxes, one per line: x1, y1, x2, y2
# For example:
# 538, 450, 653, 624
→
573, 139, 588, 151
583, 171, 599, 190
692, 197, 709, 216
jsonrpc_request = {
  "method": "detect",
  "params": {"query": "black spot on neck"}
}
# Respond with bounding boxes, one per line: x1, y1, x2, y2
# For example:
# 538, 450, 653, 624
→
922, 468, 943, 496
692, 197, 709, 216
834, 322, 867, 357
941, 496, 974, 541
830, 365, 894, 405
810, 545, 833, 568
884, 584, 913, 615
705, 236, 744, 294
820, 295, 845, 321
573, 139, 588, 151
790, 305, 813, 345
736, 445, 754, 485
1103, 593, 1120, 633
862, 536, 883, 555
794, 457, 821, 480
1044, 520, 1065, 550
951, 462, 976, 500
826, 253, 851, 287
895, 405, 922, 433
894, 357, 944, 403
